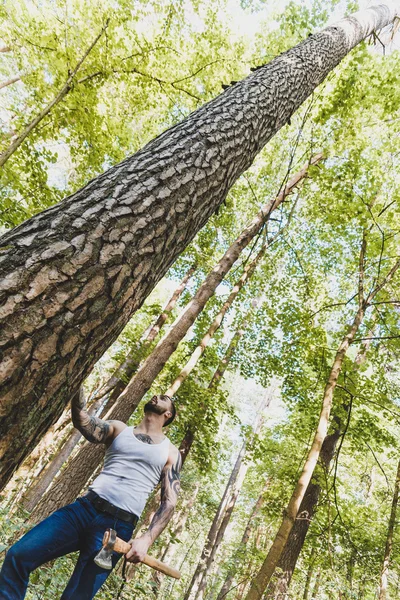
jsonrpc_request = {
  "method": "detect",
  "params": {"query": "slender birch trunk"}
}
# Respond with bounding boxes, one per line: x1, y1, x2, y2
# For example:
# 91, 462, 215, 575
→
311, 569, 321, 599
303, 551, 316, 600
1, 2, 394, 488
245, 244, 400, 599
0, 76, 20, 91
185, 402, 268, 600
184, 440, 249, 600
216, 483, 269, 600
267, 329, 376, 598
195, 455, 250, 600
165, 245, 268, 398
378, 458, 400, 600
0, 23, 108, 168
30, 159, 315, 519
245, 306, 364, 600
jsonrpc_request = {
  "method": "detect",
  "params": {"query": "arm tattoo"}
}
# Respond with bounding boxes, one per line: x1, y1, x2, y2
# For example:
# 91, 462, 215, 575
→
71, 388, 111, 444
147, 452, 182, 542
134, 433, 154, 444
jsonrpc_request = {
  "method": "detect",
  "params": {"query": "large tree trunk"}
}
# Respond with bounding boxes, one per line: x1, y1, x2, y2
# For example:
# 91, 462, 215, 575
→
216, 482, 269, 600
378, 457, 400, 600
245, 241, 400, 600
0, 2, 393, 488
29, 159, 314, 519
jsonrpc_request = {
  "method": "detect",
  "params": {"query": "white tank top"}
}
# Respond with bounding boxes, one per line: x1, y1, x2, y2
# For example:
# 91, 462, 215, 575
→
89, 426, 170, 516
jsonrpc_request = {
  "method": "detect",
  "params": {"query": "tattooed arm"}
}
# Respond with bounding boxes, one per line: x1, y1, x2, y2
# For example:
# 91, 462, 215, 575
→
126, 445, 182, 562
71, 387, 125, 444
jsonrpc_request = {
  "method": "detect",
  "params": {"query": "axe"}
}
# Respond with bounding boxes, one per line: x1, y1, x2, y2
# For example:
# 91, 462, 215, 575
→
94, 528, 181, 579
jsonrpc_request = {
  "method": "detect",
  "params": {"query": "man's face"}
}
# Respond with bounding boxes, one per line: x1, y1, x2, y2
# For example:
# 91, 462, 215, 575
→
144, 395, 172, 420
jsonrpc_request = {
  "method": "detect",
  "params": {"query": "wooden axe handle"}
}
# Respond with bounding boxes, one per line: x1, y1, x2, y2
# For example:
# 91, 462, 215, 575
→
107, 532, 181, 579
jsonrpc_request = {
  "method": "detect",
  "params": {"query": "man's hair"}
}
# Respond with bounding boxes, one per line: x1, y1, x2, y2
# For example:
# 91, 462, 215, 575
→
162, 395, 176, 427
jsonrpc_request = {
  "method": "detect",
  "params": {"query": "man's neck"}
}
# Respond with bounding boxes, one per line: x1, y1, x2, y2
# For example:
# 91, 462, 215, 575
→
135, 413, 165, 437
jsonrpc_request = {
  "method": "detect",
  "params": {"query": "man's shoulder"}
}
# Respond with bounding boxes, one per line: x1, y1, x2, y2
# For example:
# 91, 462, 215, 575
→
166, 440, 181, 464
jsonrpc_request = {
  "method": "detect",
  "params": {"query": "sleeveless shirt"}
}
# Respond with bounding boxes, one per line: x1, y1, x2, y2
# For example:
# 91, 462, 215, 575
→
89, 426, 170, 516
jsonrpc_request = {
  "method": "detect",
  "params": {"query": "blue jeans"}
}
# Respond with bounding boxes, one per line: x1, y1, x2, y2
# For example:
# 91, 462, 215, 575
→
0, 496, 134, 600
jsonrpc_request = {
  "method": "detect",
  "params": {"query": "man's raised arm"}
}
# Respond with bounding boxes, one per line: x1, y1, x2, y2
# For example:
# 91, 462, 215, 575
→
71, 387, 119, 444
126, 447, 182, 562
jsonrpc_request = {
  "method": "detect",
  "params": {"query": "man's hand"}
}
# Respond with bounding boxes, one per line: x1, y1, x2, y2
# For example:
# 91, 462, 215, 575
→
125, 536, 151, 563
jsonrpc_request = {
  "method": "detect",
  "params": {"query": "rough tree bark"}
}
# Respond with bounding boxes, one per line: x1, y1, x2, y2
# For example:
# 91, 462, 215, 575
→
30, 158, 314, 519
378, 457, 400, 600
0, 1, 393, 487
216, 482, 269, 600
245, 239, 400, 599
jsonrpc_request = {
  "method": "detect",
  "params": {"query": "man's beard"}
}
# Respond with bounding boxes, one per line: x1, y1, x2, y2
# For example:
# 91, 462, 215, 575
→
144, 401, 167, 417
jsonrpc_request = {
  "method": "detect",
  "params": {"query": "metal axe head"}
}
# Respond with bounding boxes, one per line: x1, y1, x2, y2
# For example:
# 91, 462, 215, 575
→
94, 528, 117, 570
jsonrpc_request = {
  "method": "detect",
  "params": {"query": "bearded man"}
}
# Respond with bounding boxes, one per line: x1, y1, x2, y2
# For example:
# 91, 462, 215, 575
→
0, 392, 181, 599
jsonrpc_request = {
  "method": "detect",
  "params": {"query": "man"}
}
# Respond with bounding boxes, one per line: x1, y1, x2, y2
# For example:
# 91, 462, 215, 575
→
0, 392, 181, 599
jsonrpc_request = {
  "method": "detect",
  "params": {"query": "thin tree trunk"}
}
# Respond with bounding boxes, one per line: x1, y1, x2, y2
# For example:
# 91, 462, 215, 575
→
245, 305, 364, 599
0, 2, 391, 488
216, 483, 269, 600
266, 328, 376, 599
303, 551, 316, 600
245, 245, 400, 600
184, 440, 249, 600
185, 402, 268, 600
165, 244, 269, 398
30, 158, 315, 519
0, 76, 20, 91
0, 23, 108, 168
265, 431, 340, 600
378, 457, 400, 600
92, 262, 197, 404
311, 569, 321, 599
195, 457, 249, 600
